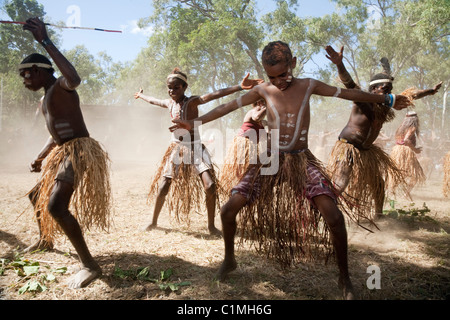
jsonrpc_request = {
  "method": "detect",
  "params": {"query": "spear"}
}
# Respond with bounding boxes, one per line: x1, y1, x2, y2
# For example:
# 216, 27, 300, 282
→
0, 20, 122, 33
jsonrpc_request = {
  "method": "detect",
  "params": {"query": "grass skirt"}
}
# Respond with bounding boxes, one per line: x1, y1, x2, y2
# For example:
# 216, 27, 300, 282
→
30, 137, 112, 243
236, 150, 366, 267
328, 141, 410, 217
444, 151, 450, 197
148, 142, 219, 225
389, 145, 426, 191
219, 135, 259, 198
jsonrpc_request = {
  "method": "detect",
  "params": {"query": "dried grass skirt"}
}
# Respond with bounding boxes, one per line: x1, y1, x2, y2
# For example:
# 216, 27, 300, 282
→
148, 141, 219, 225
328, 140, 410, 217
389, 144, 426, 191
235, 150, 366, 267
29, 137, 112, 243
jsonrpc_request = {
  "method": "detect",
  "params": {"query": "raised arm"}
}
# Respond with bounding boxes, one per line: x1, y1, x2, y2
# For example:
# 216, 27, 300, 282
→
170, 89, 262, 131
325, 45, 360, 90
134, 88, 169, 108
23, 18, 81, 91
196, 73, 263, 106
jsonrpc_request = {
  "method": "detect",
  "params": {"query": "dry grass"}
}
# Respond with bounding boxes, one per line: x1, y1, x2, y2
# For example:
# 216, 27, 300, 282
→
1, 161, 449, 301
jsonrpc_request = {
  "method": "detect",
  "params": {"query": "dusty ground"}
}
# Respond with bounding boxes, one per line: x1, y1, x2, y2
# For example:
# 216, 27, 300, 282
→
0, 154, 449, 301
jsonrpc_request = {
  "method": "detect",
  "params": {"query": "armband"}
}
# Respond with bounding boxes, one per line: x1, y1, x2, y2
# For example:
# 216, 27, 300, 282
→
41, 38, 53, 47
333, 87, 341, 97
384, 94, 395, 108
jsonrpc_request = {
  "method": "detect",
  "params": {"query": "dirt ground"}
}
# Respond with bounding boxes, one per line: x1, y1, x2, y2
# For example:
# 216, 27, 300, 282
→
0, 151, 449, 301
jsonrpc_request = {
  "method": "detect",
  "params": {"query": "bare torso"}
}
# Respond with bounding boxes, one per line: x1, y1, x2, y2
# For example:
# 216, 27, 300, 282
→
255, 78, 312, 152
43, 77, 89, 145
339, 102, 386, 149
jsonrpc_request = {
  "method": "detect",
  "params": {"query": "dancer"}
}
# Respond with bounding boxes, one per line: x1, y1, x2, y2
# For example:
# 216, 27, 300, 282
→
170, 41, 411, 299
325, 45, 411, 218
219, 99, 267, 197
20, 18, 111, 288
135, 69, 262, 235
390, 111, 426, 193
389, 82, 441, 195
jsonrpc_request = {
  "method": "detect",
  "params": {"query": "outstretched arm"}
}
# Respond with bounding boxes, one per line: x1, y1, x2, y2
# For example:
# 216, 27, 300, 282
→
196, 73, 264, 106
325, 45, 360, 90
23, 18, 81, 90
410, 81, 442, 100
134, 88, 168, 108
170, 89, 262, 131
313, 80, 411, 110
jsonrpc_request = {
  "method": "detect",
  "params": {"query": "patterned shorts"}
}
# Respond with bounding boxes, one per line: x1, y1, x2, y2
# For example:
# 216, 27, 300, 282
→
231, 162, 336, 206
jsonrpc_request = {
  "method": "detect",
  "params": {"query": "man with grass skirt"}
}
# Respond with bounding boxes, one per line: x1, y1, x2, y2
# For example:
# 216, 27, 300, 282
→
325, 45, 411, 219
20, 18, 111, 288
170, 41, 412, 299
325, 45, 441, 218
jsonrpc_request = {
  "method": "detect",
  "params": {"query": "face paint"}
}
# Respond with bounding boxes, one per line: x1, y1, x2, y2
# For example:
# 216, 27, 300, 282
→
286, 68, 293, 83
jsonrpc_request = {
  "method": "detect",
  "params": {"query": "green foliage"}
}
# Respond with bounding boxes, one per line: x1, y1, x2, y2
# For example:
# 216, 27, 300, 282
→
1, 253, 67, 295
383, 200, 432, 220
113, 265, 191, 292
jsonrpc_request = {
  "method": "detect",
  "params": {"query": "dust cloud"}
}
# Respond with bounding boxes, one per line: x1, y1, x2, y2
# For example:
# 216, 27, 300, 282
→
0, 99, 173, 175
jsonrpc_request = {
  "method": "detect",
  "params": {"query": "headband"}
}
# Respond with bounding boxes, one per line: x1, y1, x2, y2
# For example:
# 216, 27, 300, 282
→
18, 62, 52, 70
167, 73, 188, 84
369, 78, 392, 86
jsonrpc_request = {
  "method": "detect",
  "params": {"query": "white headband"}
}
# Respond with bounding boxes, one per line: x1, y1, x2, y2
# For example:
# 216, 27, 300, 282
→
369, 78, 392, 86
167, 73, 188, 84
18, 63, 52, 70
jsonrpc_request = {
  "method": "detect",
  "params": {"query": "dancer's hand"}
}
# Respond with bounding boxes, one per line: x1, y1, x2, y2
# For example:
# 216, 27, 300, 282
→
134, 88, 143, 99
252, 105, 267, 122
169, 119, 194, 132
23, 17, 49, 44
432, 81, 442, 94
392, 95, 411, 110
325, 45, 344, 65
29, 159, 42, 173
240, 73, 264, 90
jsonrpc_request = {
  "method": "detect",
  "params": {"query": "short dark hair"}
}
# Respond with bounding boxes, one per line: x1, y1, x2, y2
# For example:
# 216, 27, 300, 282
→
262, 41, 293, 66
19, 53, 55, 74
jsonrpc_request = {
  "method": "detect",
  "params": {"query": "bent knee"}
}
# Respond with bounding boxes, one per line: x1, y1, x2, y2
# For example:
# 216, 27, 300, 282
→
315, 195, 345, 228
47, 197, 68, 220
220, 194, 246, 221
325, 211, 345, 230
204, 181, 216, 194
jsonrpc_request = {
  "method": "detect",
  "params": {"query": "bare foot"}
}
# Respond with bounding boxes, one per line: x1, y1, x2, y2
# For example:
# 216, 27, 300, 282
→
144, 223, 157, 231
208, 226, 222, 237
339, 276, 356, 300
214, 258, 237, 281
67, 264, 102, 289
23, 239, 54, 253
